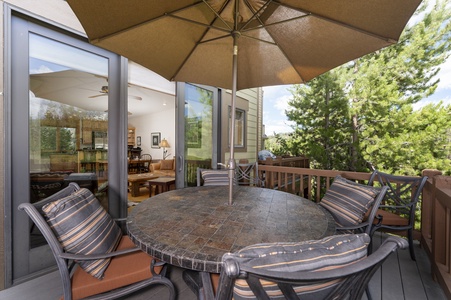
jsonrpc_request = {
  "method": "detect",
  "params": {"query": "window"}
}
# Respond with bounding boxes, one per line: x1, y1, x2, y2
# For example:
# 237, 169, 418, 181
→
228, 107, 245, 148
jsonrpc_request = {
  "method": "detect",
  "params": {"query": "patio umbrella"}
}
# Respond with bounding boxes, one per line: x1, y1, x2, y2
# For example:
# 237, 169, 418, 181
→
67, 0, 421, 205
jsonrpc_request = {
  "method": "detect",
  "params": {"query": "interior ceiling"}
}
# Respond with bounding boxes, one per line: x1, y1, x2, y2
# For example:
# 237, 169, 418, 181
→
29, 69, 175, 118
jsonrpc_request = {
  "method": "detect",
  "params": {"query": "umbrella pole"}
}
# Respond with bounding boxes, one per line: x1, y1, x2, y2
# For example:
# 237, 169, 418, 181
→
228, 32, 239, 206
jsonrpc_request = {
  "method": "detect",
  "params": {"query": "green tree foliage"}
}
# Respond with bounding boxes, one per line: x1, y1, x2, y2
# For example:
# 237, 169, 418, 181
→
283, 1, 451, 176
265, 132, 302, 157
286, 73, 352, 170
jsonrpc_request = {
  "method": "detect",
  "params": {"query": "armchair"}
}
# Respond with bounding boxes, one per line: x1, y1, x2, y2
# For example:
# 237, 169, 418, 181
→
235, 162, 264, 187
18, 182, 175, 300
368, 170, 428, 260
215, 233, 407, 300
319, 175, 388, 235
197, 168, 229, 186
197, 162, 264, 187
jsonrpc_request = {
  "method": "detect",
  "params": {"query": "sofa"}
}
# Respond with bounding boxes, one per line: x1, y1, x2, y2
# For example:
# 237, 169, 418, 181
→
149, 159, 175, 177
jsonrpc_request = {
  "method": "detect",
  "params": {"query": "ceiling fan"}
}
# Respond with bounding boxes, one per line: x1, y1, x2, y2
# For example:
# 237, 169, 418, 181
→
89, 85, 142, 100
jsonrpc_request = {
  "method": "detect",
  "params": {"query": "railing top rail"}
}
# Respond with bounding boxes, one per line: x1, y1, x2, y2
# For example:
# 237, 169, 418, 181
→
258, 165, 372, 181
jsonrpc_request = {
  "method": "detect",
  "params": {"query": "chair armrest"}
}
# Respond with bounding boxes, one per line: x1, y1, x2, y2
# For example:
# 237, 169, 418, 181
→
114, 217, 127, 222
336, 220, 372, 234
60, 246, 141, 260
380, 203, 415, 209
150, 162, 161, 171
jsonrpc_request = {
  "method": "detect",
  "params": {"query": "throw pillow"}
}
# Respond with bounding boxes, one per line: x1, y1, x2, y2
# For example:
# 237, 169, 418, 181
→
231, 233, 370, 299
42, 188, 122, 279
201, 169, 229, 186
319, 175, 379, 227
160, 159, 174, 170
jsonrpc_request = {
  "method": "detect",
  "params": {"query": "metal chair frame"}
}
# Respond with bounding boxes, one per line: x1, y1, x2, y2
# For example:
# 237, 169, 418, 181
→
18, 182, 175, 300
197, 162, 264, 187
368, 170, 428, 260
235, 162, 264, 187
215, 236, 408, 300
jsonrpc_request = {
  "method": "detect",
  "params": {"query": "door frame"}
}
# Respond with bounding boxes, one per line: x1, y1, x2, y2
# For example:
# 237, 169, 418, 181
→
175, 82, 221, 188
6, 12, 129, 285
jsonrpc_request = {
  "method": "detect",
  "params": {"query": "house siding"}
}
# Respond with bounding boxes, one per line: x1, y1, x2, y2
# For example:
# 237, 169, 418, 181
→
221, 88, 262, 164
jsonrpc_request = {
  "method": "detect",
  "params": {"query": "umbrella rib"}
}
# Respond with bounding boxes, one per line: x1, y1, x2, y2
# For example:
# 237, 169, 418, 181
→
167, 14, 231, 35
201, 0, 233, 31
240, 0, 273, 31
167, 1, 235, 81
90, 1, 205, 43
241, 14, 310, 33
238, 4, 309, 83
276, 2, 398, 43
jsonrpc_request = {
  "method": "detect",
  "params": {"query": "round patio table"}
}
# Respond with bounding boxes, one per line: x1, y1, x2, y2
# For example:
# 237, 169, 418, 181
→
127, 185, 335, 274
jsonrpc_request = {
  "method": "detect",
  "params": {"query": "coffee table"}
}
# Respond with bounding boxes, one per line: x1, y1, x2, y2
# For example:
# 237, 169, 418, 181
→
127, 173, 158, 197
147, 177, 176, 197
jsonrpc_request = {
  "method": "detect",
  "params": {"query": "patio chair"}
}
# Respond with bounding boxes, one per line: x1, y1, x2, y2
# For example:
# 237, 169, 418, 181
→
235, 162, 264, 187
197, 167, 229, 186
214, 233, 408, 300
368, 170, 428, 260
319, 175, 388, 236
18, 182, 175, 300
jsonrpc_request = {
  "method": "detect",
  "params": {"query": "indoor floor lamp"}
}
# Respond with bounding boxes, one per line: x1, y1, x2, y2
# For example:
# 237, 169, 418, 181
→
159, 138, 171, 160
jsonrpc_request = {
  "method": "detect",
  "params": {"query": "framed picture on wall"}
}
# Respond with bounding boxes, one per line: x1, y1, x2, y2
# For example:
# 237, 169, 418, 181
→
137, 136, 141, 146
151, 132, 161, 148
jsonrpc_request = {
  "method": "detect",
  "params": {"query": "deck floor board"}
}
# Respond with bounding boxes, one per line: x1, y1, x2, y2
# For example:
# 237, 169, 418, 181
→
0, 233, 446, 300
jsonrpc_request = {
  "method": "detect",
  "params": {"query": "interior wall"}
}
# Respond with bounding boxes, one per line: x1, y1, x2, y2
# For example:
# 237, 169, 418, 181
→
128, 104, 176, 161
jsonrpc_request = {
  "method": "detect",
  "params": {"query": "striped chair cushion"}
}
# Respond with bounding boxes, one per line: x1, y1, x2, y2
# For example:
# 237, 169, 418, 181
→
232, 233, 370, 299
201, 169, 229, 186
42, 188, 122, 279
319, 175, 379, 227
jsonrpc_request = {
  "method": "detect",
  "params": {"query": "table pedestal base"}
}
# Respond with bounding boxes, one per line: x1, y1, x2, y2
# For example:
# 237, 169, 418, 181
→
182, 270, 214, 300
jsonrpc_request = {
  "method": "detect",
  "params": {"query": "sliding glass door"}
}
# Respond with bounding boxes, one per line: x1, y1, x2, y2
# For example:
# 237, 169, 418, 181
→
176, 83, 220, 187
9, 15, 127, 283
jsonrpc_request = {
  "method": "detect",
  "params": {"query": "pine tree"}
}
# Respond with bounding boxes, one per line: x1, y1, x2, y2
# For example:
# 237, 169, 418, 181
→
284, 0, 451, 175
286, 72, 351, 170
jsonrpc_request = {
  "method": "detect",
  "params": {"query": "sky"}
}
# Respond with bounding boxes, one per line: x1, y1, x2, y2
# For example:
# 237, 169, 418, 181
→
262, 57, 451, 136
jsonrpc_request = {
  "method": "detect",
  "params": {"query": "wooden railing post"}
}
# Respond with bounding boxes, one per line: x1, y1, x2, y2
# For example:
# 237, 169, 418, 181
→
421, 169, 442, 250
422, 172, 451, 299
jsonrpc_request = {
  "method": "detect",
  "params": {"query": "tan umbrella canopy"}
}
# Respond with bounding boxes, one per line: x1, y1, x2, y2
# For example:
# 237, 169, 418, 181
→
67, 0, 421, 204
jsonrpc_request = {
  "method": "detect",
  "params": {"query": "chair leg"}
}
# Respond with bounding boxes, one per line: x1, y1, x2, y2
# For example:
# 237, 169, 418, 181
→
183, 270, 202, 299
407, 229, 416, 261
367, 235, 374, 255
366, 287, 373, 300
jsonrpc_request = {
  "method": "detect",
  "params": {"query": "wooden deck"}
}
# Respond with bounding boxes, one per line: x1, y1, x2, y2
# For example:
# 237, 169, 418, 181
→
0, 233, 445, 300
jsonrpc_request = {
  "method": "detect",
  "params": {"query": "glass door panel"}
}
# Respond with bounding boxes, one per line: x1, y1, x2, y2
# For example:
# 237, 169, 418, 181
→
28, 34, 109, 260
10, 16, 126, 283
178, 83, 219, 186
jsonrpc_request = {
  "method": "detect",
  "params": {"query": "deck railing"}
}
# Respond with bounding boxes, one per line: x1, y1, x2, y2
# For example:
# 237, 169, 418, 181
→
421, 169, 451, 299
258, 165, 371, 202
258, 165, 451, 298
